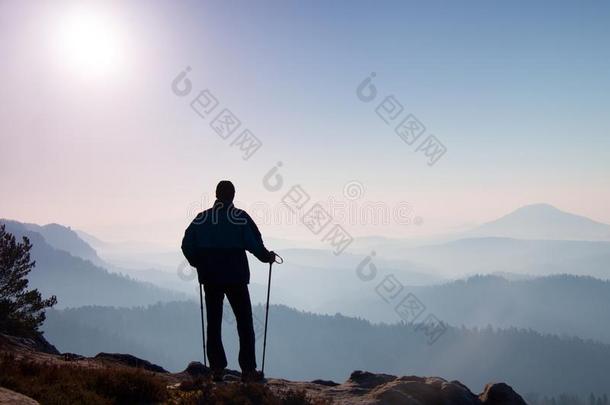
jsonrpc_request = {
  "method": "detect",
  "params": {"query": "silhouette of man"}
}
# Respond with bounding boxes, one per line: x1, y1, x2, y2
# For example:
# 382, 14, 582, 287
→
181, 180, 274, 383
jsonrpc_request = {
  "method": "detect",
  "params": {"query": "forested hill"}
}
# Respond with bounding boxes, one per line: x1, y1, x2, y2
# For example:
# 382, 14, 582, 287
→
330, 274, 610, 343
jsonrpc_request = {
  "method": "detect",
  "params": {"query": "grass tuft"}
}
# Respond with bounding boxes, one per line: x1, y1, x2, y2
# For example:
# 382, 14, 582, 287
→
0, 353, 168, 404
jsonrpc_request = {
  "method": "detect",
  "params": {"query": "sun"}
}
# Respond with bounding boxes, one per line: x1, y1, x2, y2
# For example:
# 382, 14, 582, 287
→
55, 7, 124, 77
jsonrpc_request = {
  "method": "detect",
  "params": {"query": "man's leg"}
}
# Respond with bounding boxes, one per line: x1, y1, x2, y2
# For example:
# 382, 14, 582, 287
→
203, 283, 227, 370
225, 284, 257, 372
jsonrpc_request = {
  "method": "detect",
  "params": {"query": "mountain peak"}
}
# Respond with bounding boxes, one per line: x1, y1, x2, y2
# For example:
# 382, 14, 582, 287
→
509, 203, 575, 218
514, 203, 561, 212
467, 203, 610, 241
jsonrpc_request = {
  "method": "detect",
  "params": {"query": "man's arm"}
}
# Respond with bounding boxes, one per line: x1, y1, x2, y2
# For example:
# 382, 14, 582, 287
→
243, 213, 273, 263
181, 221, 200, 267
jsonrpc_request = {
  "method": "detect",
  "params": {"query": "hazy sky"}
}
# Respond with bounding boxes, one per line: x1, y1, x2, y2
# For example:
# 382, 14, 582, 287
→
1, 0, 609, 246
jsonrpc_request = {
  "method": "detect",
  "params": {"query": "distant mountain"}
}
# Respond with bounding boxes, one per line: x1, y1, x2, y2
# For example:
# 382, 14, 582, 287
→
264, 233, 601, 322
74, 229, 109, 250
419, 274, 610, 342
406, 237, 610, 279
78, 237, 184, 272
83, 244, 445, 309
241, 247, 445, 314
1, 220, 186, 308
329, 273, 610, 343
345, 204, 610, 262
1, 219, 103, 265
466, 203, 610, 241
44, 301, 610, 397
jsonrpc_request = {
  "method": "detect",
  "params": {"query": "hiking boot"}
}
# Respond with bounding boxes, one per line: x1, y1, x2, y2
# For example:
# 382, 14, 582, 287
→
241, 369, 265, 383
211, 368, 225, 382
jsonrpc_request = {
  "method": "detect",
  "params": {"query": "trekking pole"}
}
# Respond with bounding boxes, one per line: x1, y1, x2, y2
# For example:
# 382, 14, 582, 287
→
199, 283, 207, 367
261, 252, 283, 375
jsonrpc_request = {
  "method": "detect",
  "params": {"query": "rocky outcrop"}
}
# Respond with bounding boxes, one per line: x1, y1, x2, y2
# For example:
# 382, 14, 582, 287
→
261, 370, 528, 405
183, 360, 209, 376
0, 333, 59, 355
0, 387, 39, 405
176, 361, 241, 381
1, 333, 527, 405
479, 382, 527, 405
94, 352, 168, 373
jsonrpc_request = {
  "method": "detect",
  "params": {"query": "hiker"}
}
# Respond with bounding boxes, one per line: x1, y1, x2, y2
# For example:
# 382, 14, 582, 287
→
181, 180, 276, 383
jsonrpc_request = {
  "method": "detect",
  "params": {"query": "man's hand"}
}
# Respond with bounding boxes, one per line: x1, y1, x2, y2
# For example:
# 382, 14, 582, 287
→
268, 251, 277, 263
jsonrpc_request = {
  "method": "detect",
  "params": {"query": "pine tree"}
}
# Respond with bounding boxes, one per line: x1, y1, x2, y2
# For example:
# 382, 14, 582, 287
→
0, 225, 57, 336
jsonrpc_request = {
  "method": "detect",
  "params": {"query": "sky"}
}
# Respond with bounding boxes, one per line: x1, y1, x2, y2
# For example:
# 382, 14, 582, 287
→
1, 0, 609, 247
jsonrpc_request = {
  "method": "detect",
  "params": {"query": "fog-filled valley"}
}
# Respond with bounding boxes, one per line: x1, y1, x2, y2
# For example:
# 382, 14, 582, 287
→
2, 202, 610, 399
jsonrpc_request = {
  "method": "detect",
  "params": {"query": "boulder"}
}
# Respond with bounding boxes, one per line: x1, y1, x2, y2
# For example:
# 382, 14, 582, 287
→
0, 387, 39, 405
0, 332, 59, 355
183, 361, 210, 376
479, 382, 528, 405
93, 352, 167, 373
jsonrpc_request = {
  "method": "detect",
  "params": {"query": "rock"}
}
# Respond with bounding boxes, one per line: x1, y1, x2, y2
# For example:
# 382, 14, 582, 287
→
224, 373, 241, 382
31, 333, 60, 355
311, 379, 340, 387
262, 372, 526, 405
368, 376, 480, 405
93, 352, 167, 373
225, 368, 242, 378
0, 332, 59, 355
0, 387, 39, 405
479, 382, 528, 405
348, 370, 397, 388
61, 352, 85, 361
182, 361, 210, 376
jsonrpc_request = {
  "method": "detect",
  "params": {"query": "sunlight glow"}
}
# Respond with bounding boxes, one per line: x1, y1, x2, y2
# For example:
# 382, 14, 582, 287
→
55, 7, 124, 77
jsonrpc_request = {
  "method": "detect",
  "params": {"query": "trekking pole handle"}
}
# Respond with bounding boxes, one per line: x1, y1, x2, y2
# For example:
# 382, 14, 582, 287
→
271, 252, 283, 264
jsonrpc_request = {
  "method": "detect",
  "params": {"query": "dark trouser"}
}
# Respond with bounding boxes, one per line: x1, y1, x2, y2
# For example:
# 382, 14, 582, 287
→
203, 283, 256, 372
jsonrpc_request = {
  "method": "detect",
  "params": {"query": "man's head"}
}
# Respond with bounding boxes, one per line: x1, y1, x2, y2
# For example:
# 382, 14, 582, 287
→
216, 180, 235, 203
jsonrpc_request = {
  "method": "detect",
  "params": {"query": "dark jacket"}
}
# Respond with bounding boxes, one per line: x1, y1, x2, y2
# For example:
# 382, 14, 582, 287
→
181, 200, 272, 285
